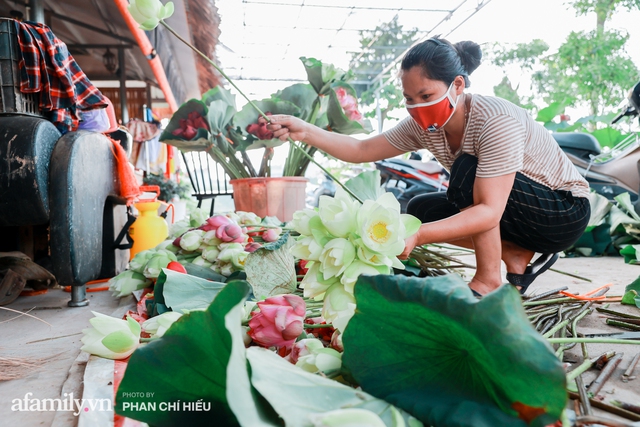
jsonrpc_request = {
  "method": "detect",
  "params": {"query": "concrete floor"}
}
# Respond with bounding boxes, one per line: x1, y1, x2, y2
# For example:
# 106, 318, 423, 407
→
1, 254, 639, 426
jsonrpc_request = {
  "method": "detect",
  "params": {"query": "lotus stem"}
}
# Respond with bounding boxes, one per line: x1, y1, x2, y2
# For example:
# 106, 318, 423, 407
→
606, 319, 640, 331
550, 338, 640, 345
159, 20, 363, 203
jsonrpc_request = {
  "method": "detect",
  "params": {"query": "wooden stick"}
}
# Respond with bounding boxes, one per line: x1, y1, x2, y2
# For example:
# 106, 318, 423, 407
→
587, 353, 624, 396
568, 392, 640, 422
622, 352, 640, 383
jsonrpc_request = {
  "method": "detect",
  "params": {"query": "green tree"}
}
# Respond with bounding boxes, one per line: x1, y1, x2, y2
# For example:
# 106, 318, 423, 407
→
489, 0, 639, 125
349, 16, 418, 130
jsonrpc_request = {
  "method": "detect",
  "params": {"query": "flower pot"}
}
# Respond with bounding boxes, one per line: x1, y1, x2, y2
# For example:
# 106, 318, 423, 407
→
230, 177, 308, 222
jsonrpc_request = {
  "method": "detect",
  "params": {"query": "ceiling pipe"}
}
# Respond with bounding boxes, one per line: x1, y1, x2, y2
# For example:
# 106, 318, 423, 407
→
112, 0, 178, 113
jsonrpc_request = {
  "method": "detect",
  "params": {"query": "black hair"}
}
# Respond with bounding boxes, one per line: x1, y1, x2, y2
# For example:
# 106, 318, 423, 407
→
400, 37, 482, 88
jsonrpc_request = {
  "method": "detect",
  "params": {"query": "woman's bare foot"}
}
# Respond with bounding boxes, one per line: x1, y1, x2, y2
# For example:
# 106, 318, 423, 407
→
468, 276, 501, 296
501, 241, 535, 276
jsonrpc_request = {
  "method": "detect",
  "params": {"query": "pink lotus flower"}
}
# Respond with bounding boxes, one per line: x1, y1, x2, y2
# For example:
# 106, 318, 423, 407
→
335, 87, 363, 123
246, 112, 274, 140
171, 112, 209, 140
244, 242, 263, 253
262, 227, 282, 242
248, 294, 306, 349
216, 223, 244, 243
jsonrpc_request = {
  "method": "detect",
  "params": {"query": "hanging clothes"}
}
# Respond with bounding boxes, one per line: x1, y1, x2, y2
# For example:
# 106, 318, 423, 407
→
14, 20, 108, 133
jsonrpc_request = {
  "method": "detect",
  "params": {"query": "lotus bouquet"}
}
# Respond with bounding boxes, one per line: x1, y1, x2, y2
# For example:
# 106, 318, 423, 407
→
288, 171, 421, 332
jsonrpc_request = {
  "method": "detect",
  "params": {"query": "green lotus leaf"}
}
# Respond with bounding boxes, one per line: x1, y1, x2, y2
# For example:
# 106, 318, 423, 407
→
273, 83, 319, 123
246, 347, 422, 427
159, 99, 210, 147
326, 81, 373, 135
535, 102, 565, 123
233, 99, 301, 151
300, 56, 347, 95
342, 273, 566, 427
344, 169, 386, 202
244, 233, 296, 299
202, 86, 236, 110
160, 268, 227, 313
115, 280, 279, 427
569, 223, 615, 257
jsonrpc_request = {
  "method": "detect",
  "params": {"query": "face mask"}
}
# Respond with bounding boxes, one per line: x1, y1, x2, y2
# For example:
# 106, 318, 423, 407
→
406, 82, 458, 133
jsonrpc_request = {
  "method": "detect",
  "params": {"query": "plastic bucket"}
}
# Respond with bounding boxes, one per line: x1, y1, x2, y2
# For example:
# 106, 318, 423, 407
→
230, 177, 308, 222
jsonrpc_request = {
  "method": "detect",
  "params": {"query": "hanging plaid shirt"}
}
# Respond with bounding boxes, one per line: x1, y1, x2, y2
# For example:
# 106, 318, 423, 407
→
14, 20, 108, 132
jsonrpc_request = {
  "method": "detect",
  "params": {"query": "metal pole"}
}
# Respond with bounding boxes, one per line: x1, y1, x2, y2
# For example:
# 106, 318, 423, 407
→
375, 84, 382, 134
118, 47, 128, 124
28, 0, 45, 23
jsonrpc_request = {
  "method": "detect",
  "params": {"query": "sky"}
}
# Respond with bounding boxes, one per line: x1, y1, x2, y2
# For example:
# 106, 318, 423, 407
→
213, 0, 640, 172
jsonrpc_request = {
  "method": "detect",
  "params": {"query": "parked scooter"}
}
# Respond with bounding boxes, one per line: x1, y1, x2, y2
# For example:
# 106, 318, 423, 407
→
553, 81, 640, 213
375, 153, 449, 213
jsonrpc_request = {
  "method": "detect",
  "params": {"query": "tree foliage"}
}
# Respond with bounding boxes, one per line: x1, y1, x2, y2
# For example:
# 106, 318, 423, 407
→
488, 0, 639, 124
349, 16, 418, 129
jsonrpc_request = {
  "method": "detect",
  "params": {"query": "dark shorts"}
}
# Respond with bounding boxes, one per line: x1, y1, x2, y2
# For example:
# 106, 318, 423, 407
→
406, 153, 591, 253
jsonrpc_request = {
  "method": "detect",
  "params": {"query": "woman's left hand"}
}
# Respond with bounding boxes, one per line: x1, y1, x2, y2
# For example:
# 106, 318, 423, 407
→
399, 233, 420, 260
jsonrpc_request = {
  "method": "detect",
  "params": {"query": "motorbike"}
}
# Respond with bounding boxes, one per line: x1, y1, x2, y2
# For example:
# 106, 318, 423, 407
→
553, 80, 640, 213
375, 153, 449, 213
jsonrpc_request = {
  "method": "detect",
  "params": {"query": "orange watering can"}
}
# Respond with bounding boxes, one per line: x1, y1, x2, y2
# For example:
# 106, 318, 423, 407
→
128, 185, 169, 260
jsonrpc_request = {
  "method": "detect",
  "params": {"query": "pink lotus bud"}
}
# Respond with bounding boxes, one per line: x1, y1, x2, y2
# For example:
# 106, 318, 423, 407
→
207, 215, 233, 229
262, 227, 282, 242
287, 338, 315, 364
248, 294, 306, 349
330, 330, 343, 352
216, 223, 243, 242
244, 242, 263, 253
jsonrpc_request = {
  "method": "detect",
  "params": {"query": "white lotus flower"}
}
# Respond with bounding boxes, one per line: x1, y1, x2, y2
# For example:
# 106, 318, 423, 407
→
357, 192, 421, 256
201, 245, 221, 263
295, 338, 342, 374
290, 235, 324, 262
141, 311, 182, 338
81, 312, 140, 360
108, 270, 151, 297
291, 208, 319, 236
143, 250, 178, 279
180, 229, 205, 252
237, 211, 262, 226
309, 408, 388, 427
217, 243, 247, 269
318, 188, 360, 238
319, 238, 356, 281
322, 283, 356, 332
300, 262, 339, 300
355, 240, 403, 269
128, 0, 174, 31
340, 260, 389, 294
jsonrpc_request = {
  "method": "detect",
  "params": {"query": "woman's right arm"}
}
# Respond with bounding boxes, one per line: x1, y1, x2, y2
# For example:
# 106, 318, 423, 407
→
264, 114, 405, 163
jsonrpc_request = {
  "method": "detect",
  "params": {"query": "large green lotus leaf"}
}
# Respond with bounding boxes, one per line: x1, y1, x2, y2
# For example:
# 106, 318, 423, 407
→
300, 56, 346, 95
202, 86, 236, 110
159, 99, 209, 146
273, 83, 319, 122
160, 268, 227, 313
246, 347, 422, 426
619, 244, 640, 264
326, 82, 373, 135
344, 170, 386, 202
342, 274, 566, 427
623, 277, 640, 308
233, 99, 301, 150
569, 223, 614, 257
587, 192, 612, 226
115, 281, 279, 427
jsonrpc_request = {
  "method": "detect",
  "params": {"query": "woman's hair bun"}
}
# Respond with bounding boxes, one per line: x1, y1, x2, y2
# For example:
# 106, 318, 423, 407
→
454, 41, 482, 75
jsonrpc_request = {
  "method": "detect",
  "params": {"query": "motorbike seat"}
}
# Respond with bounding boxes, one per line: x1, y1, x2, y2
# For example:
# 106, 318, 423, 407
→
387, 158, 444, 175
552, 132, 601, 156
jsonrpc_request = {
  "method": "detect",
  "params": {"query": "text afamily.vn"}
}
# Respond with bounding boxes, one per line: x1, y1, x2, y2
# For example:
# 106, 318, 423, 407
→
121, 400, 211, 412
11, 392, 112, 416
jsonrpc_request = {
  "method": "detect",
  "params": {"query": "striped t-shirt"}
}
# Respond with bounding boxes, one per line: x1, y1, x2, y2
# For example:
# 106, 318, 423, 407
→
383, 94, 590, 198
